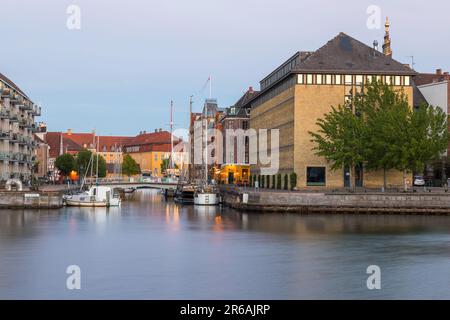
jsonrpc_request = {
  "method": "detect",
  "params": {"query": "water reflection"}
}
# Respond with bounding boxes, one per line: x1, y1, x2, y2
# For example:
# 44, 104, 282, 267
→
0, 189, 450, 299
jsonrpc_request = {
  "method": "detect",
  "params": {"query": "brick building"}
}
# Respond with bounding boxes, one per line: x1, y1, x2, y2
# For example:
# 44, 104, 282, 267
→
246, 29, 416, 189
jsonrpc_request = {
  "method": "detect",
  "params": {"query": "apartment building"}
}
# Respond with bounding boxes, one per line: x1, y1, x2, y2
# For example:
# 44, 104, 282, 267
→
0, 73, 41, 182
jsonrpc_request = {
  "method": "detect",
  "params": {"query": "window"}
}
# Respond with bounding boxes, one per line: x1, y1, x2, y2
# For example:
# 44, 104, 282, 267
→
316, 74, 322, 85
335, 75, 342, 85
385, 76, 391, 85
298, 74, 304, 84
404, 76, 410, 86
307, 167, 326, 186
345, 75, 353, 85
395, 76, 401, 86
306, 74, 313, 84
154, 153, 158, 161
326, 74, 332, 85
355, 75, 363, 85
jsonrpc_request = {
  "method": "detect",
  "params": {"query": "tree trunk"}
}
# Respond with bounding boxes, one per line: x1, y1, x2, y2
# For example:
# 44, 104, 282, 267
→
350, 165, 354, 190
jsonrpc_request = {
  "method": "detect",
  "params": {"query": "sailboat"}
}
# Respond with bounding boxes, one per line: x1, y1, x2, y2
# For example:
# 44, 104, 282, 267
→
194, 98, 219, 206
64, 137, 121, 207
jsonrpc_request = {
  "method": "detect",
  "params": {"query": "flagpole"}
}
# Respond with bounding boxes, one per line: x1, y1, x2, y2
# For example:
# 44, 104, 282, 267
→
209, 75, 212, 99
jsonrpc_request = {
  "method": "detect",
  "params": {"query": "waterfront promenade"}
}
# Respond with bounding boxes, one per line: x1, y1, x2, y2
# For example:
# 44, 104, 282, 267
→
221, 186, 450, 215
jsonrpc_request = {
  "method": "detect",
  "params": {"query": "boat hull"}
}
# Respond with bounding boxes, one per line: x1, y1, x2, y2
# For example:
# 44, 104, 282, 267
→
194, 193, 219, 206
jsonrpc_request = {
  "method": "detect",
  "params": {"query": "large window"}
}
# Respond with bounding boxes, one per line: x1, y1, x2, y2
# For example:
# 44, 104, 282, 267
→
307, 167, 326, 186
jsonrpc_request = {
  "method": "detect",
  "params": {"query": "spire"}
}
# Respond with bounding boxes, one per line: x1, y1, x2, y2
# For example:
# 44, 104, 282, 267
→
382, 16, 392, 58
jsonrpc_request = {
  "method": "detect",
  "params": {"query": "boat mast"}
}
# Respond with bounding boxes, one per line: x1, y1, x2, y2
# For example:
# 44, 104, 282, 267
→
170, 100, 174, 178
189, 95, 193, 181
96, 136, 99, 184
204, 101, 208, 184
90, 130, 95, 184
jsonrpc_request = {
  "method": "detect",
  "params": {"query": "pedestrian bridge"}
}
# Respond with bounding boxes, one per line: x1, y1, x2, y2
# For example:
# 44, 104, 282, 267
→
90, 180, 178, 190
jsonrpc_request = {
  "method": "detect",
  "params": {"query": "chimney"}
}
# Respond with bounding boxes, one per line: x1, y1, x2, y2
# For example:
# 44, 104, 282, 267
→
67, 129, 72, 135
155, 129, 158, 133
436, 69, 443, 75
248, 86, 254, 93
373, 40, 379, 52
382, 17, 392, 58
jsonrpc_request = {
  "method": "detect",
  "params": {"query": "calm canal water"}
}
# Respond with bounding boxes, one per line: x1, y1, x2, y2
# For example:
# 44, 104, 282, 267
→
1, 189, 450, 299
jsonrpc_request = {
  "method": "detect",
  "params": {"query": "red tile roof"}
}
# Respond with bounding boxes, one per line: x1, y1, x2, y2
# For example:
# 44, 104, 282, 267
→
124, 131, 175, 146
45, 130, 184, 158
46, 132, 83, 158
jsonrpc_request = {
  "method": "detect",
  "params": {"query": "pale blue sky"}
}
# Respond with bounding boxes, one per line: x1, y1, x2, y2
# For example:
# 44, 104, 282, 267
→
1, 0, 448, 135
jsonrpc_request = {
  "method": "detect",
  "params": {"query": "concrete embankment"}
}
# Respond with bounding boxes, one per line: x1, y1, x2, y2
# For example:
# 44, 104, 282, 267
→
0, 190, 64, 209
221, 187, 450, 215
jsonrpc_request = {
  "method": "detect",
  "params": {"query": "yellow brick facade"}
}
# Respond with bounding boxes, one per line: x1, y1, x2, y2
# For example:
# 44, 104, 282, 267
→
250, 79, 414, 189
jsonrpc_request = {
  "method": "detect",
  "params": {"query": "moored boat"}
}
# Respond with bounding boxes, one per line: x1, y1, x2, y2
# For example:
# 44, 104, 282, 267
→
64, 186, 121, 207
174, 183, 195, 204
194, 184, 219, 206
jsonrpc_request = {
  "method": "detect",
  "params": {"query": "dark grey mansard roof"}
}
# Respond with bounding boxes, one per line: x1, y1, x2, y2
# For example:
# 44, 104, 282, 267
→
293, 33, 417, 75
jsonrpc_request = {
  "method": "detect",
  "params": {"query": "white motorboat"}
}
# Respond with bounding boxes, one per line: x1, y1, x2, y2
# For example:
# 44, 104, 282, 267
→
194, 191, 219, 205
194, 185, 219, 206
64, 186, 121, 207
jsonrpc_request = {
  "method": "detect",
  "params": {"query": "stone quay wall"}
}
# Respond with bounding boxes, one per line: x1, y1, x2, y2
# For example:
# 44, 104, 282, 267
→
221, 187, 450, 215
0, 191, 64, 209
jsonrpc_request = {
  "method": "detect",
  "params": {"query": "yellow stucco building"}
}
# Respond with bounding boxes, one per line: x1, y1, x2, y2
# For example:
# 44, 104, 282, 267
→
124, 130, 184, 178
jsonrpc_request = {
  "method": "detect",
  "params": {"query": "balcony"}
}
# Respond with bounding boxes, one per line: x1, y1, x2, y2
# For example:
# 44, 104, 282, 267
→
10, 93, 21, 104
0, 131, 11, 140
9, 133, 19, 143
0, 153, 10, 161
19, 103, 33, 111
1, 88, 12, 98
19, 118, 33, 128
0, 109, 10, 119
32, 105, 41, 116
9, 114, 19, 122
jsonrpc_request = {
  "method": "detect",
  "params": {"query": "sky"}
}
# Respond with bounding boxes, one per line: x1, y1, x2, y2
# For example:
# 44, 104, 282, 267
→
1, 0, 449, 136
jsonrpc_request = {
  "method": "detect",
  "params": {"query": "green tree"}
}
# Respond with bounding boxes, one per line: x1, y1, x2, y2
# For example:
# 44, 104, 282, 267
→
290, 172, 297, 190
406, 103, 449, 177
309, 104, 366, 189
76, 149, 94, 178
356, 80, 410, 189
55, 154, 76, 177
77, 150, 107, 178
96, 155, 107, 178
160, 158, 178, 175
122, 154, 140, 177
310, 80, 449, 190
